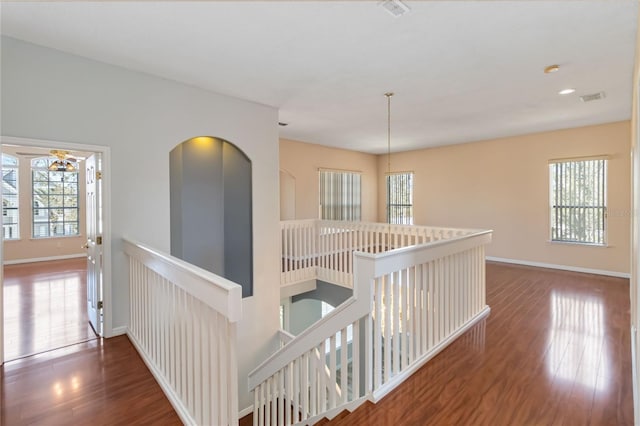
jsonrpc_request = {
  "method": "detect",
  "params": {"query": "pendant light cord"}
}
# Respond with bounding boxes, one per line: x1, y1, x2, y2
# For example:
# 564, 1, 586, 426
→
385, 92, 394, 248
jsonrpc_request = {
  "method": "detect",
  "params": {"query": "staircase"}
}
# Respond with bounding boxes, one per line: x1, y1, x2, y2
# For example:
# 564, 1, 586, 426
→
122, 221, 492, 426
249, 220, 492, 426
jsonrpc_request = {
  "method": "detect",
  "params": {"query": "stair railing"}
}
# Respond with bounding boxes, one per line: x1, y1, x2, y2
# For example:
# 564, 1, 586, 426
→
251, 228, 492, 426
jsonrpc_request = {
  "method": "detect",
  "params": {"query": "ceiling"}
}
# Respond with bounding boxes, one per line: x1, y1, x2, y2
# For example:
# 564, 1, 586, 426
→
1, 1, 637, 154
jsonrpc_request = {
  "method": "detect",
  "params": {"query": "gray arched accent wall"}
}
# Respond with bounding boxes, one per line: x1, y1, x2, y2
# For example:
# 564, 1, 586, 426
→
170, 136, 253, 297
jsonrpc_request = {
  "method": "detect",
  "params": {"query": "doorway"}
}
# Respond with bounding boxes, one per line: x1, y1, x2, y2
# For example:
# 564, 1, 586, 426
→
0, 136, 111, 365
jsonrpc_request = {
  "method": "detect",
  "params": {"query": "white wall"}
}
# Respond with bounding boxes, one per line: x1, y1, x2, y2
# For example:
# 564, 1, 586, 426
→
0, 36, 281, 410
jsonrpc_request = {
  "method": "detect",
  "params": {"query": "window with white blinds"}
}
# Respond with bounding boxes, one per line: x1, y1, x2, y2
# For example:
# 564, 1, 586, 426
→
386, 172, 413, 225
549, 158, 606, 245
319, 169, 361, 221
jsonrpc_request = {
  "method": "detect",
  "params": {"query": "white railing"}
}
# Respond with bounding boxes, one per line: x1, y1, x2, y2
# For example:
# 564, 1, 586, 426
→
252, 226, 492, 425
281, 220, 475, 289
124, 238, 243, 426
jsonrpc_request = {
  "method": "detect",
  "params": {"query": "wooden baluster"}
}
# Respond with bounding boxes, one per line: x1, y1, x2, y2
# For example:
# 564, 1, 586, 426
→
300, 353, 308, 421
392, 271, 400, 375
329, 335, 337, 409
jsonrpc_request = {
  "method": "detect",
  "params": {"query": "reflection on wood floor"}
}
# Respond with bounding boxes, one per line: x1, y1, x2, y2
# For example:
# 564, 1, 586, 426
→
323, 262, 634, 425
1, 336, 181, 425
3, 258, 97, 361
1, 262, 633, 425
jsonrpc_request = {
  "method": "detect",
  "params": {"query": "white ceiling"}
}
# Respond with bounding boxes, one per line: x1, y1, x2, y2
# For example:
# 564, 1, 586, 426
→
1, 1, 637, 154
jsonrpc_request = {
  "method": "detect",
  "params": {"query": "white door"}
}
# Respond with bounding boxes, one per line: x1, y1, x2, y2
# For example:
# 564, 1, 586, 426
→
85, 154, 103, 335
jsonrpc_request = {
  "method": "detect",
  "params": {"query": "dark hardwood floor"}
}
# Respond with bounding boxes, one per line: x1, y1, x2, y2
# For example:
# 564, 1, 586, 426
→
3, 258, 97, 361
0, 336, 181, 425
326, 262, 634, 425
2, 262, 633, 425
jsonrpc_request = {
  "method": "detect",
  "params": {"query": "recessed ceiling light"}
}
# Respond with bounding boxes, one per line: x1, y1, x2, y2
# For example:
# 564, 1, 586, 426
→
558, 88, 575, 95
544, 64, 560, 74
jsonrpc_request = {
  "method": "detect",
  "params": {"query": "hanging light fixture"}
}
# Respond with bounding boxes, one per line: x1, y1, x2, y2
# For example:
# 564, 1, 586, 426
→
49, 150, 76, 172
385, 92, 394, 246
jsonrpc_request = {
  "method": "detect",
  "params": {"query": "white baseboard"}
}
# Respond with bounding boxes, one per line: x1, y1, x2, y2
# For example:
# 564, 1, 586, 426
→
372, 306, 491, 402
111, 326, 127, 336
486, 256, 630, 279
632, 326, 639, 426
127, 329, 195, 426
4, 253, 87, 265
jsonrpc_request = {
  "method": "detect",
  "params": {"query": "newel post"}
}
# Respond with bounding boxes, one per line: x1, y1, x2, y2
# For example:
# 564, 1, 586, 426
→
353, 252, 376, 396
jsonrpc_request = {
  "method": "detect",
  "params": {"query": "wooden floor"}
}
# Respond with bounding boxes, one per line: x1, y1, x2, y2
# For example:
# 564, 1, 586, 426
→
325, 262, 634, 425
2, 262, 633, 425
3, 258, 97, 361
0, 336, 181, 425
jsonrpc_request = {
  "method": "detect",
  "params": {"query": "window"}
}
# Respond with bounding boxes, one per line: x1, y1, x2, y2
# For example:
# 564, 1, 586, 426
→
2, 154, 19, 240
386, 172, 413, 225
319, 169, 361, 221
549, 158, 606, 245
31, 157, 80, 238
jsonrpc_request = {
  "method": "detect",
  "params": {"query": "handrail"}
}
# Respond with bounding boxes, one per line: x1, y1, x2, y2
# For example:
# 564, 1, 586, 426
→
280, 219, 482, 291
249, 229, 490, 390
124, 237, 243, 425
123, 237, 242, 322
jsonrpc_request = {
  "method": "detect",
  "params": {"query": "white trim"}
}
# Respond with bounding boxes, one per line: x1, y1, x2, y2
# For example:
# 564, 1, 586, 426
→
127, 330, 196, 426
280, 278, 317, 299
3, 253, 87, 265
632, 325, 639, 426
111, 326, 128, 336
238, 405, 253, 419
486, 256, 630, 279
1, 135, 113, 340
371, 306, 491, 402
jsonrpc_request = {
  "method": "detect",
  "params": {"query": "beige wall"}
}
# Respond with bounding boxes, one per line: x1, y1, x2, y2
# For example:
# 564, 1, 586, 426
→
280, 138, 379, 221
378, 121, 631, 275
2, 145, 86, 262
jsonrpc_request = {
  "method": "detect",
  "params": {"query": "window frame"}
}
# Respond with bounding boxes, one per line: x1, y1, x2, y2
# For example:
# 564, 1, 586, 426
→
548, 156, 608, 246
31, 156, 81, 239
2, 154, 20, 241
386, 171, 414, 225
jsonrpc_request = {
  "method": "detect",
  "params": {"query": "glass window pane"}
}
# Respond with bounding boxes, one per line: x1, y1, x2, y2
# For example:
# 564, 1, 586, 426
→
31, 158, 80, 238
63, 183, 78, 195
64, 208, 78, 221
33, 170, 49, 182
49, 196, 63, 207
33, 182, 49, 194
549, 159, 606, 245
64, 196, 78, 207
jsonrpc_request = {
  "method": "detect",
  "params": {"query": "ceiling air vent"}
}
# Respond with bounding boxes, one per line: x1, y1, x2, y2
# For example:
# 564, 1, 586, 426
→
380, 0, 410, 18
580, 92, 606, 103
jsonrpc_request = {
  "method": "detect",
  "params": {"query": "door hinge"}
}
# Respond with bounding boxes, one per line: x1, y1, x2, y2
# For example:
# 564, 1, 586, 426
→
97, 301, 103, 310
96, 235, 103, 245
96, 171, 103, 180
